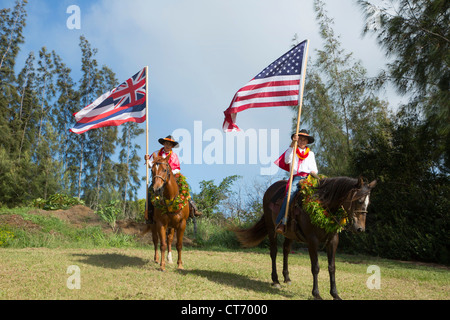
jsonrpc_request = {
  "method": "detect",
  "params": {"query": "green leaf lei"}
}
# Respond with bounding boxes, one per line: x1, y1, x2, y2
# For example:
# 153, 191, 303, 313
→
299, 175, 348, 233
150, 173, 191, 214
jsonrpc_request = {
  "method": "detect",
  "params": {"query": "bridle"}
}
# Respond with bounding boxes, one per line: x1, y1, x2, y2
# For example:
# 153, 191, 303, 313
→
338, 189, 370, 229
152, 161, 171, 191
151, 161, 181, 213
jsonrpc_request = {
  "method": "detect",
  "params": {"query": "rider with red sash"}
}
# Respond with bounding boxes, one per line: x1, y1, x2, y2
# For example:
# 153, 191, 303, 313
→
274, 129, 318, 234
144, 135, 200, 224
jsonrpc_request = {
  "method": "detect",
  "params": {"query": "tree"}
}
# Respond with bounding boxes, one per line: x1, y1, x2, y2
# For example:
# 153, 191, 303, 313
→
117, 122, 144, 218
0, 0, 27, 157
345, 109, 450, 264
357, 0, 449, 171
71, 35, 100, 200
221, 177, 274, 223
14, 51, 37, 160
291, 0, 390, 176
84, 66, 118, 209
34, 47, 57, 160
0, 0, 27, 82
192, 175, 240, 218
52, 51, 78, 192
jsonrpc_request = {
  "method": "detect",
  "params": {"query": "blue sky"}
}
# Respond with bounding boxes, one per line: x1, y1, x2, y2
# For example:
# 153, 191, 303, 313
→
8, 0, 398, 198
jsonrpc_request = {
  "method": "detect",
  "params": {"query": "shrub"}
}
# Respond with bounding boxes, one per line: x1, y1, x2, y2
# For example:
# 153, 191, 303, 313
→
95, 200, 122, 230
0, 226, 15, 247
31, 194, 85, 210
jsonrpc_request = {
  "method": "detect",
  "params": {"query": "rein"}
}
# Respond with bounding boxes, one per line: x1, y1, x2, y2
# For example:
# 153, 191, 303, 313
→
337, 189, 369, 230
153, 161, 171, 186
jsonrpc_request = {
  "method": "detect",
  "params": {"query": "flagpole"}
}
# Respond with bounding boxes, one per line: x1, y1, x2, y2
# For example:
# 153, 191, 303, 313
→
282, 39, 310, 228
145, 66, 150, 222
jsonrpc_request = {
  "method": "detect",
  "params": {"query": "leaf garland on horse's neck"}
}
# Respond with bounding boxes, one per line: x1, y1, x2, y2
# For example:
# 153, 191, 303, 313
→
299, 175, 348, 233
150, 173, 191, 214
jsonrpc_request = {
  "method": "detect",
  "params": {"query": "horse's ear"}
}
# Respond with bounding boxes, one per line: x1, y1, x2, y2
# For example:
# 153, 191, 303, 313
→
356, 176, 364, 188
368, 180, 377, 189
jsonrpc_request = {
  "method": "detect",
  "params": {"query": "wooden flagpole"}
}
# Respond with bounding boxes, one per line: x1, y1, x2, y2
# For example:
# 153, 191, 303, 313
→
145, 66, 150, 222
282, 39, 310, 227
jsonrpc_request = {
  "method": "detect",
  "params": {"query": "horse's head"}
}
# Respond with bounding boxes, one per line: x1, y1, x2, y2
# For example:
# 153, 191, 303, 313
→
343, 177, 377, 233
151, 156, 172, 195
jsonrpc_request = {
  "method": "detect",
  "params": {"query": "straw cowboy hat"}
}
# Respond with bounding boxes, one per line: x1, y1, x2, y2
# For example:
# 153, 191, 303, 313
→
292, 129, 315, 144
158, 135, 179, 148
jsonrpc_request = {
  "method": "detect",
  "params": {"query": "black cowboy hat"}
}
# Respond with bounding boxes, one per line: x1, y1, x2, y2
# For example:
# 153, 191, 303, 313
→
158, 135, 179, 148
291, 129, 315, 144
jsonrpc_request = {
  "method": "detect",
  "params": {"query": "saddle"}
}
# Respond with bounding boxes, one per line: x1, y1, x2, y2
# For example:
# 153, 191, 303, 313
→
269, 181, 306, 241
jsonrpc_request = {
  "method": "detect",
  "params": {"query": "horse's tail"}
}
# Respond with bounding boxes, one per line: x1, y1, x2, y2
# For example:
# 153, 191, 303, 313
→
233, 216, 268, 248
140, 224, 152, 236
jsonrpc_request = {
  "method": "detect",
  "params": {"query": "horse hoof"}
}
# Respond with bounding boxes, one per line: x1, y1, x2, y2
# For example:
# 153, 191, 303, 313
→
284, 281, 292, 286
271, 283, 281, 289
177, 266, 184, 270
159, 267, 166, 272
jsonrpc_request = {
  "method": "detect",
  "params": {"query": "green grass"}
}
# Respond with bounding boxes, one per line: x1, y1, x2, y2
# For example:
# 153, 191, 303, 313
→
0, 247, 448, 300
0, 207, 449, 300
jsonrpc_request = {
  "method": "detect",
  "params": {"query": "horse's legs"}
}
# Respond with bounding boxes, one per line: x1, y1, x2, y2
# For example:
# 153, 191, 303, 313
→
167, 228, 174, 264
269, 233, 280, 287
175, 220, 186, 270
326, 234, 341, 300
282, 237, 293, 284
152, 224, 159, 263
307, 237, 322, 300
158, 225, 167, 271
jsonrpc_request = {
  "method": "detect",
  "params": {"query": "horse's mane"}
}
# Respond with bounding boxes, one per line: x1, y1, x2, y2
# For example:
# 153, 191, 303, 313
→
315, 177, 358, 211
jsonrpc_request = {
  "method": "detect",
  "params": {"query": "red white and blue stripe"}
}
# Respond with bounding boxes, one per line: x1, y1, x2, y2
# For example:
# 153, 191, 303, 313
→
70, 68, 146, 134
223, 40, 307, 132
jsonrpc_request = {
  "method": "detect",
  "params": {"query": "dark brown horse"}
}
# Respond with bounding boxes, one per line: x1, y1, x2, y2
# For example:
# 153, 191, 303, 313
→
149, 155, 190, 271
234, 176, 376, 300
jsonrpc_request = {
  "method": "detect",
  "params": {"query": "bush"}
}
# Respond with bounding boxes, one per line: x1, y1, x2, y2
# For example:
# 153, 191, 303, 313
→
31, 194, 85, 210
95, 200, 122, 230
185, 217, 241, 249
0, 226, 15, 247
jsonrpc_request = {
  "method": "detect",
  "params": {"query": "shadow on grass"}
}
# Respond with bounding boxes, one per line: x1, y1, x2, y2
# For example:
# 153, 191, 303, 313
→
179, 269, 299, 299
72, 253, 148, 269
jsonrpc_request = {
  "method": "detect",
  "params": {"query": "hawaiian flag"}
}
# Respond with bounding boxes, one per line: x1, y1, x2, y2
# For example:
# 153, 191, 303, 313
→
223, 40, 307, 132
70, 68, 147, 134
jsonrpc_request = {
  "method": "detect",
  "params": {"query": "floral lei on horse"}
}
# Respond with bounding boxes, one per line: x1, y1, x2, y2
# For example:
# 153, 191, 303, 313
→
150, 173, 191, 214
299, 175, 348, 233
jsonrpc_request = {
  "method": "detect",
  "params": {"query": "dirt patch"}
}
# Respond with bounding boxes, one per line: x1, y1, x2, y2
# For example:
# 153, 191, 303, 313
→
30, 205, 105, 229
116, 220, 147, 235
0, 214, 41, 232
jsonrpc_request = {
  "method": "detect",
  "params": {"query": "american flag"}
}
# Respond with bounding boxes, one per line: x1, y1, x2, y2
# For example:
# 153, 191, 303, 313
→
70, 68, 147, 134
223, 40, 307, 132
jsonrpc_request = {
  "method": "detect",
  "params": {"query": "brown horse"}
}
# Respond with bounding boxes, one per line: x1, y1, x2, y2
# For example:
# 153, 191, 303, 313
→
234, 176, 376, 300
150, 155, 190, 271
